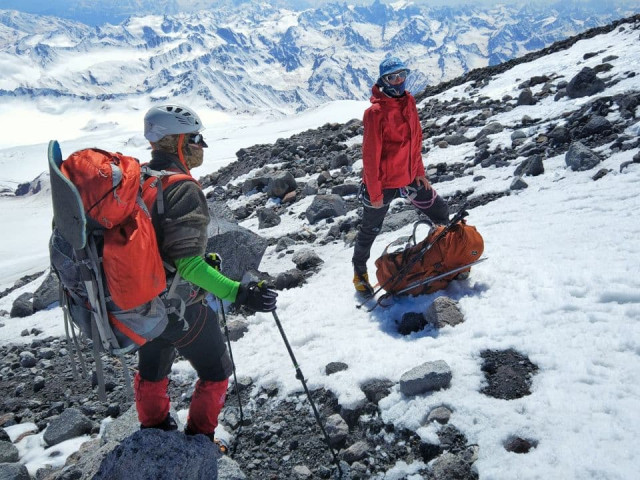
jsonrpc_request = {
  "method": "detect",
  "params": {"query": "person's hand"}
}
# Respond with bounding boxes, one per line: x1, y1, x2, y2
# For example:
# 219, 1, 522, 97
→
235, 281, 278, 312
370, 198, 384, 208
415, 176, 431, 190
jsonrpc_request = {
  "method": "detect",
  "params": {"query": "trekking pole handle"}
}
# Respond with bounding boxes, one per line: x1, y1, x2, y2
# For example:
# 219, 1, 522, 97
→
205, 252, 222, 271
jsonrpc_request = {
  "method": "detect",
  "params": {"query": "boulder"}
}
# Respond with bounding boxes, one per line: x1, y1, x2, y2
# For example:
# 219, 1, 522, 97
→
257, 208, 281, 229
399, 360, 452, 396
305, 195, 347, 224
43, 408, 94, 447
566, 67, 605, 98
267, 171, 297, 198
10, 293, 33, 318
425, 297, 465, 328
206, 217, 268, 281
33, 271, 60, 312
565, 142, 601, 171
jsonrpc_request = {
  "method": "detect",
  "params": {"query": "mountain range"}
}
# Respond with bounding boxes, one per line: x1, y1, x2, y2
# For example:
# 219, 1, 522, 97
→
1, 0, 638, 114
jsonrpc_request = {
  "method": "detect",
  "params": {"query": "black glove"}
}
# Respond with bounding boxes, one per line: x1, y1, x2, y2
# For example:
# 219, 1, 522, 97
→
235, 281, 278, 312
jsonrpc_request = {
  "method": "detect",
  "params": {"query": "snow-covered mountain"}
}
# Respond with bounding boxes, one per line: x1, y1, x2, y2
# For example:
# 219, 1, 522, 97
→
1, 1, 637, 114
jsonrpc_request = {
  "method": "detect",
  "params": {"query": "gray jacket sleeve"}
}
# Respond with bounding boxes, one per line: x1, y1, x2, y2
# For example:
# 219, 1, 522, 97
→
159, 180, 209, 263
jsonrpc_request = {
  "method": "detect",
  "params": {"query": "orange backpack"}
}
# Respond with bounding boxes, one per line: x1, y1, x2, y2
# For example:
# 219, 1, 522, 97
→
375, 220, 484, 296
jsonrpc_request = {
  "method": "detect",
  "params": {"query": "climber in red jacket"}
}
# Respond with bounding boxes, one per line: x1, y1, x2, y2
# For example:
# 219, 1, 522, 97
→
353, 57, 450, 295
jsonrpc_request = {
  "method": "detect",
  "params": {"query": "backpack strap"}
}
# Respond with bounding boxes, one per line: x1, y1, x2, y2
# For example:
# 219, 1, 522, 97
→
140, 165, 201, 322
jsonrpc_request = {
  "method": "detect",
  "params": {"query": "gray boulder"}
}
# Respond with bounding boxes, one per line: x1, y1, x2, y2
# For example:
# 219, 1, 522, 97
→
291, 249, 323, 271
581, 115, 613, 136
566, 67, 605, 98
476, 122, 504, 138
33, 270, 60, 312
514, 155, 544, 177
510, 177, 528, 190
267, 171, 297, 198
305, 195, 347, 224
325, 414, 349, 448
93, 430, 218, 480
341, 441, 369, 464
0, 463, 30, 480
565, 142, 601, 171
443, 135, 470, 146
400, 360, 452, 396
241, 176, 269, 194
206, 217, 268, 281
275, 269, 305, 290
257, 208, 281, 229
517, 88, 536, 106
10, 293, 32, 318
425, 297, 465, 328
0, 440, 19, 463
43, 408, 93, 447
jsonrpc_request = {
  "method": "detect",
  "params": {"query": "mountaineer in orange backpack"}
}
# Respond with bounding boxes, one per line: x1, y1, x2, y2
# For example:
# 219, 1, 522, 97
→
352, 57, 450, 296
135, 104, 277, 450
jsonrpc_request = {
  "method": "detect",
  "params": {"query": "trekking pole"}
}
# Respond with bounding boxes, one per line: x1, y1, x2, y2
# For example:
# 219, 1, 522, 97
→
204, 254, 244, 440
356, 205, 469, 310
271, 310, 343, 478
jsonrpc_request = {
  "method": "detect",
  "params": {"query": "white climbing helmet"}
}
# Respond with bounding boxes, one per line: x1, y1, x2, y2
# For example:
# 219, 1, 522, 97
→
143, 104, 204, 142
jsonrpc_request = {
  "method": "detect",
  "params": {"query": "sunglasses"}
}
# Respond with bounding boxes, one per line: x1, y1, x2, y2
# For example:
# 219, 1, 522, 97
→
384, 70, 408, 85
187, 133, 207, 147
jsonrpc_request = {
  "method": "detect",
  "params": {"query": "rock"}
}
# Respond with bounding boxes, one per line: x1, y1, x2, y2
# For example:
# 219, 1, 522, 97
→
219, 455, 247, 480
510, 177, 528, 190
257, 208, 281, 229
325, 414, 349, 448
10, 293, 33, 318
291, 249, 323, 270
425, 297, 465, 328
397, 312, 427, 335
267, 171, 297, 198
0, 463, 30, 480
331, 183, 359, 197
514, 155, 544, 177
592, 168, 609, 181
426, 406, 452, 425
19, 351, 37, 368
431, 452, 478, 480
510, 130, 527, 141
275, 237, 296, 252
206, 218, 267, 281
517, 88, 536, 106
0, 440, 20, 463
340, 400, 368, 428
504, 436, 538, 454
399, 360, 452, 396
341, 441, 369, 464
565, 141, 601, 171
292, 465, 313, 479
32, 271, 60, 312
305, 195, 347, 224
33, 376, 46, 392
325, 362, 348, 375
275, 269, 305, 290
566, 67, 605, 98
43, 408, 94, 447
476, 122, 504, 138
581, 115, 612, 136
380, 209, 422, 234
226, 318, 249, 341
360, 379, 394, 405
241, 176, 269, 194
93, 430, 219, 480
548, 125, 570, 143
442, 135, 470, 146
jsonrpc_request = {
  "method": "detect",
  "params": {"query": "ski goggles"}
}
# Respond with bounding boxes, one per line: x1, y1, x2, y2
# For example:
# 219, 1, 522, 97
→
187, 133, 208, 147
383, 70, 408, 85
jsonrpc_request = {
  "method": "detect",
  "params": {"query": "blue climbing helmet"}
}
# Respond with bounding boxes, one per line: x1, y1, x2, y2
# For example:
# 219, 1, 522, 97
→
378, 57, 410, 97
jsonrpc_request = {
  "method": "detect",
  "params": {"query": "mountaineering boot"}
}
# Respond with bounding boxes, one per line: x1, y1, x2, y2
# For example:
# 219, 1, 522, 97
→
140, 413, 178, 431
184, 425, 229, 455
353, 271, 375, 297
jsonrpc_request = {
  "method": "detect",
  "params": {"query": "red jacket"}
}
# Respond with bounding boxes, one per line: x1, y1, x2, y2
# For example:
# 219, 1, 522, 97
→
361, 85, 426, 203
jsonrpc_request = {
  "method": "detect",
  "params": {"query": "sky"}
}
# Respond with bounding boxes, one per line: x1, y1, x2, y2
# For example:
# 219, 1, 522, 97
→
1, 14, 640, 480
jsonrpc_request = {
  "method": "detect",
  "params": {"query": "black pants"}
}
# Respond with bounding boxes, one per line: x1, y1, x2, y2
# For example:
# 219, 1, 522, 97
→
352, 181, 449, 273
138, 301, 232, 382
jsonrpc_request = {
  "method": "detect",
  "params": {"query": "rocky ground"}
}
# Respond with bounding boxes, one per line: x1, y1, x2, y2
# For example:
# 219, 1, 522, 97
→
0, 332, 533, 480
